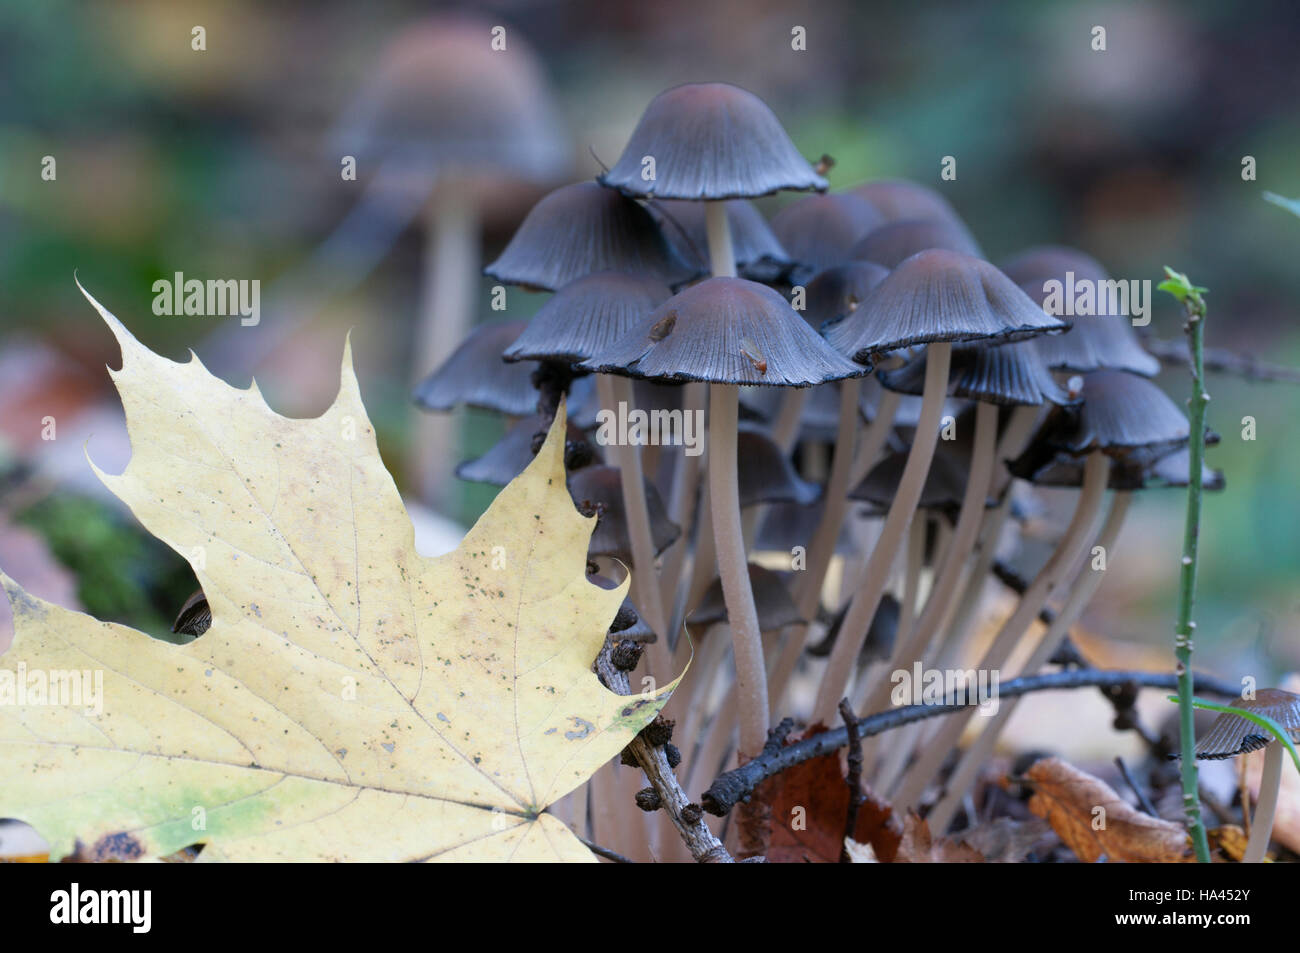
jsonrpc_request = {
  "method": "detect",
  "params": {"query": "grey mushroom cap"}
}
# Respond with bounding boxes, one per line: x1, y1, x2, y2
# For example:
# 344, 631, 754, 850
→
484, 181, 699, 291
457, 414, 600, 486
688, 564, 804, 630
850, 218, 983, 269
1004, 246, 1159, 377
504, 271, 672, 364
853, 179, 967, 225
1194, 689, 1300, 759
580, 276, 871, 386
568, 465, 680, 564
736, 424, 821, 507
878, 339, 1076, 407
769, 193, 885, 280
600, 82, 827, 200
858, 373, 965, 428
1043, 369, 1189, 455
802, 261, 892, 329
1008, 445, 1224, 491
650, 199, 791, 283
756, 499, 860, 556
413, 320, 538, 414
823, 249, 1067, 364
331, 14, 569, 184
852, 443, 995, 516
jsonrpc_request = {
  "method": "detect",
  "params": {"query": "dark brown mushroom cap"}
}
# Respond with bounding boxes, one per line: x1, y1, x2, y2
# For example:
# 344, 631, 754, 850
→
802, 262, 891, 329
736, 424, 821, 507
580, 276, 871, 386
850, 218, 983, 269
503, 271, 672, 364
688, 564, 803, 629
769, 193, 885, 279
1194, 689, 1300, 759
878, 340, 1075, 407
567, 465, 680, 564
599, 83, 827, 200
484, 182, 699, 291
650, 199, 791, 282
457, 414, 599, 485
823, 249, 1067, 364
413, 320, 537, 414
1004, 246, 1159, 377
331, 15, 569, 183
756, 499, 860, 555
853, 179, 967, 225
851, 443, 994, 516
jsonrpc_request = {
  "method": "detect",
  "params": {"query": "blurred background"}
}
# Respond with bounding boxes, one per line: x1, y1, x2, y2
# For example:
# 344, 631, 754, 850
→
1, 0, 1298, 693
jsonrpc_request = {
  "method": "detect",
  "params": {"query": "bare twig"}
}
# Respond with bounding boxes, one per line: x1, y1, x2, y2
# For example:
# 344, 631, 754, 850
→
1141, 335, 1300, 385
595, 643, 734, 863
577, 836, 635, 864
1114, 756, 1158, 816
839, 698, 863, 863
701, 669, 1242, 817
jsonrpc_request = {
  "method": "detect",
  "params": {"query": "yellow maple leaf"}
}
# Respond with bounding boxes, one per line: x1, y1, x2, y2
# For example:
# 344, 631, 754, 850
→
0, 285, 675, 862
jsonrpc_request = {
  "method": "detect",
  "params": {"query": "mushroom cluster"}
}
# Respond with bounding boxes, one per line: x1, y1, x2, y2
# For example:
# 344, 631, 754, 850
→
412, 80, 1221, 859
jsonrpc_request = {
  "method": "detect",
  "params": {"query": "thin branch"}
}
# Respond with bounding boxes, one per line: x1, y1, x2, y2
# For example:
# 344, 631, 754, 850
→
577, 836, 634, 864
701, 668, 1242, 817
1114, 756, 1158, 816
1142, 335, 1300, 385
838, 698, 864, 863
594, 642, 734, 863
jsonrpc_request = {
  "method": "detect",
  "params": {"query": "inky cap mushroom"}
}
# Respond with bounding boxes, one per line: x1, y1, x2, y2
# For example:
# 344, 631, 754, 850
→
413, 320, 538, 414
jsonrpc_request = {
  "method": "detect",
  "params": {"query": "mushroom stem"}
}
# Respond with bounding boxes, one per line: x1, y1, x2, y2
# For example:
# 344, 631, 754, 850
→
767, 379, 895, 714
770, 388, 810, 453
1244, 742, 1282, 863
855, 399, 1000, 727
412, 187, 479, 508
922, 489, 1133, 829
599, 374, 670, 669
661, 382, 707, 633
811, 341, 953, 724
897, 515, 928, 645
709, 382, 770, 757
890, 449, 1110, 811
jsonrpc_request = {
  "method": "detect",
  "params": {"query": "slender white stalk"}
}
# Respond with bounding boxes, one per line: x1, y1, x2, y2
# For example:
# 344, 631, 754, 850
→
925, 490, 1132, 831
413, 189, 478, 508
1245, 743, 1283, 863
849, 389, 903, 488
661, 383, 707, 623
891, 450, 1110, 812
598, 375, 671, 681
898, 515, 928, 645
857, 400, 1000, 726
770, 388, 810, 453
811, 342, 953, 723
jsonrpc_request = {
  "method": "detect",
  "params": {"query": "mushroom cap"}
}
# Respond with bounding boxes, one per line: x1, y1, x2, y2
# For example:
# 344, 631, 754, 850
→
567, 465, 680, 564
823, 249, 1067, 364
756, 499, 861, 556
600, 83, 827, 200
650, 199, 791, 283
484, 181, 699, 291
456, 414, 599, 486
741, 381, 844, 442
1008, 445, 1224, 491
858, 373, 965, 428
172, 588, 212, 638
769, 193, 885, 279
802, 261, 892, 329
1037, 369, 1189, 456
853, 179, 966, 225
736, 424, 821, 506
850, 218, 983, 269
581, 276, 871, 386
413, 320, 538, 414
878, 339, 1075, 407
1004, 246, 1160, 377
504, 271, 672, 364
1194, 689, 1300, 759
688, 563, 803, 629
332, 15, 569, 184
851, 442, 994, 516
